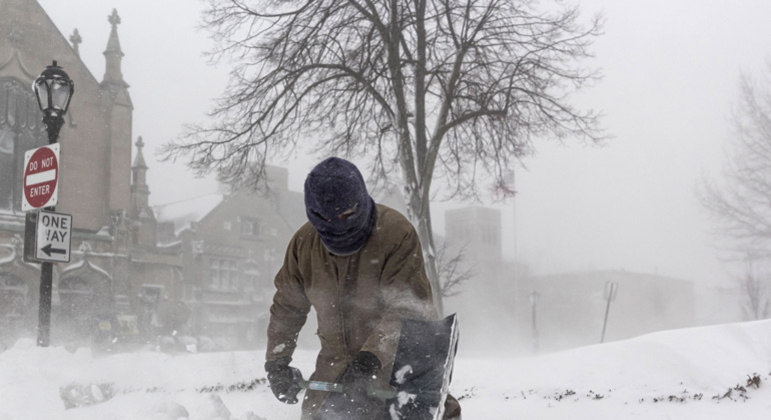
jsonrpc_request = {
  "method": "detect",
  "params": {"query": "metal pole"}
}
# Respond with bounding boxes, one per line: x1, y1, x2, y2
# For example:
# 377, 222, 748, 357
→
37, 261, 53, 346
31, 61, 73, 347
600, 293, 612, 343
600, 281, 617, 343
36, 119, 63, 348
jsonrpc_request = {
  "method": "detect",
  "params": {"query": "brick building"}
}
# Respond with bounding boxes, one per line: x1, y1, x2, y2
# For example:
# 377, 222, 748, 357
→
0, 0, 180, 347
154, 166, 306, 349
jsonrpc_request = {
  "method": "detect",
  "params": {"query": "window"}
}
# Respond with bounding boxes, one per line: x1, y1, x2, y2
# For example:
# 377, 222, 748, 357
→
140, 284, 164, 305
0, 78, 47, 212
243, 267, 261, 301
223, 260, 237, 290
240, 217, 261, 237
210, 258, 239, 291
210, 259, 220, 289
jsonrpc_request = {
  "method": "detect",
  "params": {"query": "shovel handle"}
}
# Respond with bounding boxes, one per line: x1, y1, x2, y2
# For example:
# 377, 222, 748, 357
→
298, 379, 397, 400
299, 379, 344, 393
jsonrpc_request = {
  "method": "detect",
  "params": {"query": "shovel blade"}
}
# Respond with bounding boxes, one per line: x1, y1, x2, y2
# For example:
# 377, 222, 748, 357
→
387, 313, 459, 420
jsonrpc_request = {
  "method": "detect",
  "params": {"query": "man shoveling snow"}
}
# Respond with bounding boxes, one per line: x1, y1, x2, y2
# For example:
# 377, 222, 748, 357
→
264, 157, 461, 419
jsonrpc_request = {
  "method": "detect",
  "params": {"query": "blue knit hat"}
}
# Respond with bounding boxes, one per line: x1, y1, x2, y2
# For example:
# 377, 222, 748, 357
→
304, 157, 376, 255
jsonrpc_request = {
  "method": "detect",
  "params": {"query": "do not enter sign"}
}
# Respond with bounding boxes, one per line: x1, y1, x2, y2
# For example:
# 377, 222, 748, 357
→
22, 144, 59, 211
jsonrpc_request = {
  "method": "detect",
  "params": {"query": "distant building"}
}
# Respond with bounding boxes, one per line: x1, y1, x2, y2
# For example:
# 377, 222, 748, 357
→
442, 206, 518, 351
445, 206, 502, 264
442, 205, 696, 353
155, 166, 306, 349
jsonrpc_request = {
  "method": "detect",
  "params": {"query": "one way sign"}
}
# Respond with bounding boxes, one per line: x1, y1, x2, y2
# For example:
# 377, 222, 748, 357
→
34, 211, 72, 263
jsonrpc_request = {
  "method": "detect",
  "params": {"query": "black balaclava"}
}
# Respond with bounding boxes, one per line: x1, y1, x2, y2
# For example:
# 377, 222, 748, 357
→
304, 157, 376, 256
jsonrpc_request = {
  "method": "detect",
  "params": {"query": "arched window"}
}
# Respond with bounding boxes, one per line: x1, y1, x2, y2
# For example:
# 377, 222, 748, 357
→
0, 77, 47, 212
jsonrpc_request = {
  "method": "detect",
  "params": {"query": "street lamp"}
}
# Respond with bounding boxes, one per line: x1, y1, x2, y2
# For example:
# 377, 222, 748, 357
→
32, 60, 74, 143
31, 60, 74, 347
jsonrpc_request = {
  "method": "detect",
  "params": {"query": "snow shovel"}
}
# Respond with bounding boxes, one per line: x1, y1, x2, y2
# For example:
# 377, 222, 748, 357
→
300, 313, 459, 419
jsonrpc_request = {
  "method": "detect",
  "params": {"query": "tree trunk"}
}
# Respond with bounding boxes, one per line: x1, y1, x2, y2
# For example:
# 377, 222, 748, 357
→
416, 201, 444, 317
403, 177, 444, 317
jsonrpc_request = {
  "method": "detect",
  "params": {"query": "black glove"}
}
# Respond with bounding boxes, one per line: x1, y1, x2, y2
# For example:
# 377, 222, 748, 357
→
265, 357, 303, 404
343, 351, 381, 400
318, 351, 383, 418
350, 350, 381, 380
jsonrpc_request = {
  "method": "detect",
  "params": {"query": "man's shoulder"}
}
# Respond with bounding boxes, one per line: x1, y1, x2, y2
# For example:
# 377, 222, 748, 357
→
374, 204, 415, 236
288, 221, 319, 248
375, 203, 408, 222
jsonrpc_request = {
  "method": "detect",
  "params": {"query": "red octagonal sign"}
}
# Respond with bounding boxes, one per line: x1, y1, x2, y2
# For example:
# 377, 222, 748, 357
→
22, 144, 59, 211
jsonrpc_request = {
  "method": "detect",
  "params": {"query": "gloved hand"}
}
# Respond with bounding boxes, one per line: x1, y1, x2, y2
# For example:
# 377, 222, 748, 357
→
350, 350, 381, 380
265, 357, 303, 404
344, 351, 381, 398
319, 351, 383, 417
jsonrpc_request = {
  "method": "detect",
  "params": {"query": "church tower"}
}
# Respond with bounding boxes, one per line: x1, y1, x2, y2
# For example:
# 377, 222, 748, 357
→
100, 9, 133, 214
130, 136, 156, 248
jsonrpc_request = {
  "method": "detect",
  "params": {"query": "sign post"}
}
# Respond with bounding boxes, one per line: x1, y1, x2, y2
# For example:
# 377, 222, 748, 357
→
21, 145, 66, 347
27, 61, 74, 347
600, 281, 619, 343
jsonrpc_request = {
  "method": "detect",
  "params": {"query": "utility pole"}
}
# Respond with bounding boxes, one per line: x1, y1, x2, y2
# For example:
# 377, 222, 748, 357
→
600, 281, 618, 343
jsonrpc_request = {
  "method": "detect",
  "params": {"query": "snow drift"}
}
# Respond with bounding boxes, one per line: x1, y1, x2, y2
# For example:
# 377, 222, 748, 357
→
1, 320, 769, 419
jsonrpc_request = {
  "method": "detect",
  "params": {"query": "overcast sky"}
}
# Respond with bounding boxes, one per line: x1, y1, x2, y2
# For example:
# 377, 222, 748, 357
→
36, 0, 771, 287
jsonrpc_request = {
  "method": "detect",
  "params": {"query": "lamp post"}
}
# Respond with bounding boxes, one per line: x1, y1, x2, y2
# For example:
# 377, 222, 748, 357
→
31, 60, 74, 347
529, 290, 539, 352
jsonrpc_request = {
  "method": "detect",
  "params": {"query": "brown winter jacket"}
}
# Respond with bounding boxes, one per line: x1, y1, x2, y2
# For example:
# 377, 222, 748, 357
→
266, 204, 461, 419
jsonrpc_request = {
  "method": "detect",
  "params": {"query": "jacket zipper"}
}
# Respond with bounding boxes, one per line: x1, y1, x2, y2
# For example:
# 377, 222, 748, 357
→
336, 256, 350, 355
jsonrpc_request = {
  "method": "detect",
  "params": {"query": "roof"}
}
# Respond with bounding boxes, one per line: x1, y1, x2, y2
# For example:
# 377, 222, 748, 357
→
153, 193, 224, 234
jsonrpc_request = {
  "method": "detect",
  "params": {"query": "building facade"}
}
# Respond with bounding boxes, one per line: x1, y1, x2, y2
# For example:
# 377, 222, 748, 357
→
0, 0, 181, 348
155, 166, 306, 349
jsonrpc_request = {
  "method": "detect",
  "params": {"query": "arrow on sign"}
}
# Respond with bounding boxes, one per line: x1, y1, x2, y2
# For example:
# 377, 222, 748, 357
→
41, 244, 67, 257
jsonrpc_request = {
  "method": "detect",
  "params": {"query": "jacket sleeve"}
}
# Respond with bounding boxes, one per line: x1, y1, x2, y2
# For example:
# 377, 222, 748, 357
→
265, 233, 312, 363
361, 224, 438, 367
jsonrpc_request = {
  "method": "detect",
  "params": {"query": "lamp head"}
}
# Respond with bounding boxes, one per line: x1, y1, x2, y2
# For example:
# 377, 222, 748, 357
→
33, 60, 74, 117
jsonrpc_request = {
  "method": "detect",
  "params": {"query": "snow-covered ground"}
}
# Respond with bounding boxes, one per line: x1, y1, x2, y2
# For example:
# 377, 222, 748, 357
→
1, 320, 770, 419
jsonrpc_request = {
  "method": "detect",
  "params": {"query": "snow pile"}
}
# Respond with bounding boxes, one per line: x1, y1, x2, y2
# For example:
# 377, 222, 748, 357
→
1, 320, 770, 419
454, 319, 771, 419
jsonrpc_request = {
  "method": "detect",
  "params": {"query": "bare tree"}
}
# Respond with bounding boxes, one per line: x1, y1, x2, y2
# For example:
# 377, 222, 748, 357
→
738, 253, 770, 320
434, 240, 474, 298
701, 64, 771, 319
164, 0, 604, 314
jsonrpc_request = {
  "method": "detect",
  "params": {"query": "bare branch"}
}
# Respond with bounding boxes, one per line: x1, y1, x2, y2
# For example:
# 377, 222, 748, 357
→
166, 0, 604, 311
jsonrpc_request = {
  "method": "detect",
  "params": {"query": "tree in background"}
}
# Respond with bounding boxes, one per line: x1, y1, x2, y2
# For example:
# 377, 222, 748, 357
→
435, 241, 474, 298
701, 64, 771, 319
164, 0, 603, 314
738, 254, 770, 320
